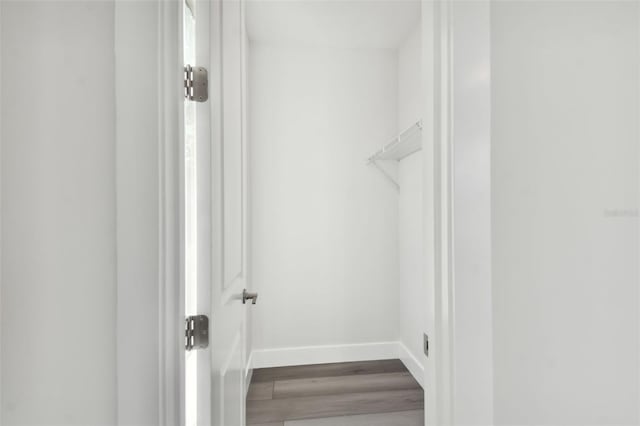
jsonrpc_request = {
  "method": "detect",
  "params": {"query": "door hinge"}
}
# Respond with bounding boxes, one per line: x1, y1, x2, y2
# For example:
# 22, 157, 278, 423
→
184, 64, 208, 102
185, 315, 209, 351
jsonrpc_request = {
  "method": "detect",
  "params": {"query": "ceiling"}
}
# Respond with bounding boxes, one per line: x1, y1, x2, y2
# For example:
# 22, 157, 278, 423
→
245, 0, 421, 49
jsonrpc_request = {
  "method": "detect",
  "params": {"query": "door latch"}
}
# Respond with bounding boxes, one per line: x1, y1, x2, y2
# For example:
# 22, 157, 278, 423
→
185, 315, 209, 351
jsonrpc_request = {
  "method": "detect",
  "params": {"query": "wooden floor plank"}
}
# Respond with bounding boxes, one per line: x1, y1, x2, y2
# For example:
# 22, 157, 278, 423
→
247, 388, 424, 424
251, 359, 406, 383
248, 381, 274, 401
273, 372, 420, 399
284, 410, 424, 426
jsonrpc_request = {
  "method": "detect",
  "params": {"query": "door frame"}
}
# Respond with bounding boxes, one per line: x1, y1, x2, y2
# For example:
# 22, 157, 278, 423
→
423, 1, 495, 426
149, 1, 458, 426
422, 0, 455, 425
157, 0, 184, 424
114, 0, 183, 425
158, 0, 184, 425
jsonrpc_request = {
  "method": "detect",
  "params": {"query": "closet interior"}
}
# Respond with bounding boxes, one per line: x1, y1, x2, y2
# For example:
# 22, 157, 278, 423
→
245, 0, 427, 414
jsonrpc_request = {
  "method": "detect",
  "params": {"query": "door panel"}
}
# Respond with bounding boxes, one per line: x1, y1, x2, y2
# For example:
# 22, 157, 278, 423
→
222, 0, 245, 288
183, 0, 248, 424
209, 0, 249, 425
221, 332, 245, 426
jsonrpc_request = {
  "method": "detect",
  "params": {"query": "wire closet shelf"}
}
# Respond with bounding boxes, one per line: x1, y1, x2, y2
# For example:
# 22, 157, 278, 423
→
366, 120, 423, 190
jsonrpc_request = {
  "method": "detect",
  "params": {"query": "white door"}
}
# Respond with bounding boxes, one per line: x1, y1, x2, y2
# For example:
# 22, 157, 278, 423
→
182, 0, 249, 425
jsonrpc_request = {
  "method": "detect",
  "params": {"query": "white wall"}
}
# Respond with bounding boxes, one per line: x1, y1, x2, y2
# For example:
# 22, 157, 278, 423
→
491, 1, 639, 424
451, 2, 493, 425
397, 25, 426, 379
0, 2, 117, 424
249, 45, 399, 361
398, 26, 422, 132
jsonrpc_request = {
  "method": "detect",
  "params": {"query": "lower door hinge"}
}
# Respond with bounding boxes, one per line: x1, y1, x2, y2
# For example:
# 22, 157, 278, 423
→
185, 315, 209, 351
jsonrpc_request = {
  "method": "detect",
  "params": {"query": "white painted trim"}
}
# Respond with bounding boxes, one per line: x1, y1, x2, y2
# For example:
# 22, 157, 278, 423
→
250, 342, 400, 370
422, 1, 456, 425
637, 3, 640, 423
244, 352, 254, 397
158, 1, 182, 425
114, 1, 182, 425
0, 3, 3, 425
398, 343, 425, 389
436, 2, 456, 425
422, 2, 438, 423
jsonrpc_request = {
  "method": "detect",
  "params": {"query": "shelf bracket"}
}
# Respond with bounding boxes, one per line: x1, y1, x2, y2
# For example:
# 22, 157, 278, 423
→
369, 160, 400, 191
365, 120, 422, 191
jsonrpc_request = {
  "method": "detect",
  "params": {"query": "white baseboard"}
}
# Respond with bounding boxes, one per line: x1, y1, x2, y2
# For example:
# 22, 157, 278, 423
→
251, 341, 399, 369
398, 342, 425, 388
244, 352, 254, 396
247, 341, 424, 388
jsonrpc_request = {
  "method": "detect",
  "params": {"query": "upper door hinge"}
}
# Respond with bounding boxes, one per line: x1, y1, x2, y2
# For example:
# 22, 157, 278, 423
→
184, 65, 208, 102
185, 315, 209, 351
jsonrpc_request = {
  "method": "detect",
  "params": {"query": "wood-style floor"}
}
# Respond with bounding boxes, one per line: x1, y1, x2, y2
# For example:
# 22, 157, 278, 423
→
246, 359, 424, 426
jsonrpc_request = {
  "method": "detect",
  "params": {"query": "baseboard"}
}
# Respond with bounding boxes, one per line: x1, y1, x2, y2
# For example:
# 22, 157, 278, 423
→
398, 342, 425, 388
250, 341, 400, 369
244, 351, 254, 396
248, 341, 424, 388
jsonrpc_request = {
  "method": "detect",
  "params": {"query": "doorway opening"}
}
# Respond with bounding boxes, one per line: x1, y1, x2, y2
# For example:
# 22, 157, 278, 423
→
180, 0, 433, 425
245, 1, 427, 424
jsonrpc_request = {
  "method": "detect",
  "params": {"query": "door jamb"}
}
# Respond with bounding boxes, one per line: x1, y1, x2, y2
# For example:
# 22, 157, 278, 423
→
158, 0, 184, 425
154, 0, 458, 425
422, 0, 455, 425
